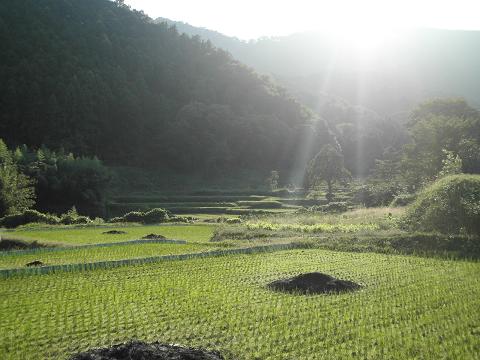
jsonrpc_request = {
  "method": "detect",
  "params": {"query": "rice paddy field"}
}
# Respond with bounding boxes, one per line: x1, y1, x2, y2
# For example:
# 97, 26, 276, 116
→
3, 224, 215, 245
0, 206, 479, 359
0, 242, 217, 269
1, 249, 479, 359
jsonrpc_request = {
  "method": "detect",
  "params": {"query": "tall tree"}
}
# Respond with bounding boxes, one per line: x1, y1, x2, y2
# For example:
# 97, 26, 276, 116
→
305, 144, 350, 201
0, 139, 35, 217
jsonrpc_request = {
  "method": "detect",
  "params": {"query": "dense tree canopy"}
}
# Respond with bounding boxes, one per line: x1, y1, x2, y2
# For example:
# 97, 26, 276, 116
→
0, 140, 35, 217
305, 144, 350, 200
402, 98, 480, 187
358, 98, 480, 207
13, 144, 111, 217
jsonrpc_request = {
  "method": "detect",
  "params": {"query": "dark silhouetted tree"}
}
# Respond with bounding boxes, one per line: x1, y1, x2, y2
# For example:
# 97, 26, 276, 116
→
305, 144, 350, 201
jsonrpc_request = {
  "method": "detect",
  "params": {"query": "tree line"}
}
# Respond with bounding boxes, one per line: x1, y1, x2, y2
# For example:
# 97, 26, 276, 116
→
304, 98, 480, 205
0, 140, 110, 218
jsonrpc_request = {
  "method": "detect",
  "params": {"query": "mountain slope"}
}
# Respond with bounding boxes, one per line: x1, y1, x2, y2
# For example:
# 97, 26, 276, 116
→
0, 0, 326, 175
158, 19, 480, 114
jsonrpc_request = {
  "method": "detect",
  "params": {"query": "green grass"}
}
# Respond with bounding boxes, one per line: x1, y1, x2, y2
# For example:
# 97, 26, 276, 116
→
0, 242, 218, 269
1, 249, 478, 359
245, 221, 380, 233
107, 193, 301, 217
3, 224, 215, 246
211, 208, 402, 245
251, 207, 404, 227
111, 195, 270, 203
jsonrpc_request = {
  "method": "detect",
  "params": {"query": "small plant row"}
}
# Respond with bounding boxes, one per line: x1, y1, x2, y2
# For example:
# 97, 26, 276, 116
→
0, 242, 214, 271
112, 195, 270, 204
0, 208, 95, 229
0, 207, 198, 229
5, 224, 215, 246
245, 221, 380, 233
0, 243, 302, 278
0, 238, 187, 257
110, 208, 193, 224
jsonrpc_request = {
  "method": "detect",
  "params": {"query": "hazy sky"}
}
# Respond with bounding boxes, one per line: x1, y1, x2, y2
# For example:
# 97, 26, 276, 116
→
124, 0, 480, 39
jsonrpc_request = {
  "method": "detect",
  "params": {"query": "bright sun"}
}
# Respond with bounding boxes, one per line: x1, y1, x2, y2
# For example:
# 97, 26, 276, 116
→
322, 18, 404, 58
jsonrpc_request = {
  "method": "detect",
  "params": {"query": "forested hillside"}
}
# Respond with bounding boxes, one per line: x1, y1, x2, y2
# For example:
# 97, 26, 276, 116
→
158, 19, 480, 176
159, 20, 480, 113
0, 0, 328, 175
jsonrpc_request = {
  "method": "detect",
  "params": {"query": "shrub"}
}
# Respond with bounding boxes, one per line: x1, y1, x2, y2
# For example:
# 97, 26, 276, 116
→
142, 208, 169, 224
322, 202, 349, 213
122, 211, 145, 223
110, 208, 170, 224
390, 193, 417, 207
0, 209, 59, 228
165, 216, 196, 223
354, 183, 400, 207
60, 215, 92, 225
225, 218, 242, 224
309, 202, 349, 213
59, 207, 92, 225
237, 200, 283, 209
401, 174, 480, 234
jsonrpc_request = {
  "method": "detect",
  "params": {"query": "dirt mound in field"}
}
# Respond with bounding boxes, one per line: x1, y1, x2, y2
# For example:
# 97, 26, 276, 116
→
142, 233, 166, 240
70, 341, 224, 360
268, 272, 361, 294
0, 238, 47, 251
26, 260, 44, 267
102, 230, 127, 235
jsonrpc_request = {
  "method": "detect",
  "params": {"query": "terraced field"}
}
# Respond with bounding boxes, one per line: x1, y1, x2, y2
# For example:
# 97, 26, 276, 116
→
0, 242, 217, 269
3, 224, 215, 245
1, 206, 478, 359
107, 193, 308, 217
1, 249, 479, 359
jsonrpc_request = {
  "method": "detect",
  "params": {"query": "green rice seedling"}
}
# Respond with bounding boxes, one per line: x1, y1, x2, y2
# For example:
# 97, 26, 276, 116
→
0, 249, 478, 359
2, 224, 215, 246
245, 221, 380, 233
0, 242, 217, 269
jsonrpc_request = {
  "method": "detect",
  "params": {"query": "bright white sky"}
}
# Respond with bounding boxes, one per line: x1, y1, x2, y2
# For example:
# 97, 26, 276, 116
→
125, 0, 480, 40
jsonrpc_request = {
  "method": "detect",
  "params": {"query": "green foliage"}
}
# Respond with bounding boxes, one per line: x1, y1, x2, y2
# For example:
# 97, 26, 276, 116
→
0, 207, 96, 229
119, 211, 146, 223
389, 193, 417, 207
265, 170, 279, 191
236, 200, 283, 209
225, 218, 242, 224
309, 201, 349, 213
437, 149, 463, 178
305, 144, 350, 200
409, 98, 479, 127
0, 210, 59, 229
402, 99, 480, 187
59, 207, 92, 225
362, 98, 480, 201
402, 174, 480, 234
0, 140, 35, 217
112, 208, 170, 224
355, 183, 403, 207
357, 147, 407, 207
14, 145, 110, 217
0, 0, 317, 175
141, 208, 170, 224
